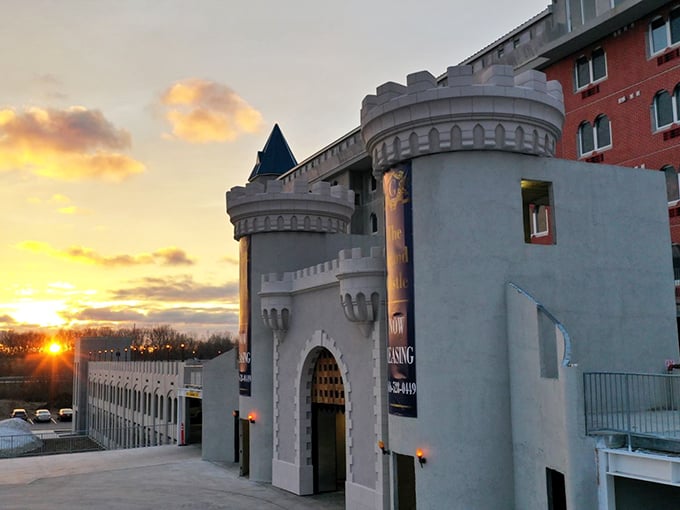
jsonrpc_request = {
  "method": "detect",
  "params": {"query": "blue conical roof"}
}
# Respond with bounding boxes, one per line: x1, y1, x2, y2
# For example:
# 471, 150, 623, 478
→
248, 124, 297, 181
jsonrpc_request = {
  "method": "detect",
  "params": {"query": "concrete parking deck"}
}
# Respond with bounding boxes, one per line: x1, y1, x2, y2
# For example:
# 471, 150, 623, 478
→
0, 445, 344, 510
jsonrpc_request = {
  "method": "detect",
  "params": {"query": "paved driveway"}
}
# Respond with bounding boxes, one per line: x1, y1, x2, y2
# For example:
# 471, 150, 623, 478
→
0, 445, 344, 510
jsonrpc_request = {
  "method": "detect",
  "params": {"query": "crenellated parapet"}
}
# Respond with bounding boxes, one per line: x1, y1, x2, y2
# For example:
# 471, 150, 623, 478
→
226, 178, 355, 240
360, 65, 565, 172
259, 247, 385, 340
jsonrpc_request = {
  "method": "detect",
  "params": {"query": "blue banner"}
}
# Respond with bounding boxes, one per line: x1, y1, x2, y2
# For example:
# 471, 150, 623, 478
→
384, 163, 417, 417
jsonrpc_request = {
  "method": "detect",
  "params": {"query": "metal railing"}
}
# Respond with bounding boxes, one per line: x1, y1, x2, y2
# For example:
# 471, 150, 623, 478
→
0, 423, 179, 459
89, 423, 177, 451
584, 372, 680, 441
0, 430, 103, 458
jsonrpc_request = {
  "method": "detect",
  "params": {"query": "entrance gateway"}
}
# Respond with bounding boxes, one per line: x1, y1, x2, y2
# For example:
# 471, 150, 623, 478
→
311, 348, 346, 493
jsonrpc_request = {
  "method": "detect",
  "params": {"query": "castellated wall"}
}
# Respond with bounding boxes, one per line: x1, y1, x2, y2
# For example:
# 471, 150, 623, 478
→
261, 244, 389, 510
361, 64, 565, 171
229, 60, 679, 509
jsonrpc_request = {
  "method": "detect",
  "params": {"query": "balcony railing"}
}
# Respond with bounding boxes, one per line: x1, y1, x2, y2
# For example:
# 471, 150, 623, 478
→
584, 372, 680, 443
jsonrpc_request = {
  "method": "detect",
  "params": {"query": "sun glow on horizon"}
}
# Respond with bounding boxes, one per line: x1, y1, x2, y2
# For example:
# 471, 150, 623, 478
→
11, 300, 67, 327
48, 342, 62, 354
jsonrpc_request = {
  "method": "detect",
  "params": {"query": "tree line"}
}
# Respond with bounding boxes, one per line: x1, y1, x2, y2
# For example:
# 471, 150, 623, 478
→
0, 325, 235, 363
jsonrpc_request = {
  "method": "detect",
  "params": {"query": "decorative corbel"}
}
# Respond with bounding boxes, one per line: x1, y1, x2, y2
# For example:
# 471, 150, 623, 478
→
341, 292, 379, 337
337, 247, 385, 338
262, 307, 290, 343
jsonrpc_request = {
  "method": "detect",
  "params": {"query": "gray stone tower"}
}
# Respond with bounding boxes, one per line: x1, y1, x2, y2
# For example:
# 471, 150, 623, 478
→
359, 65, 677, 509
226, 176, 355, 481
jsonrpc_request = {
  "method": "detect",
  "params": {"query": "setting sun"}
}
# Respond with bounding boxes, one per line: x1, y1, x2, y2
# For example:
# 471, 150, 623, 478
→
48, 342, 62, 354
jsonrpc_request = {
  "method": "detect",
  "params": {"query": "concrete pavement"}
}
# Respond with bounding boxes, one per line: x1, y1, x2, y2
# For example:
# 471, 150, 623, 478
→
0, 445, 344, 509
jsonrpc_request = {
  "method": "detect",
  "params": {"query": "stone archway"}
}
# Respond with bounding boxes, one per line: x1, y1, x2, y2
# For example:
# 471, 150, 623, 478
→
293, 330, 353, 497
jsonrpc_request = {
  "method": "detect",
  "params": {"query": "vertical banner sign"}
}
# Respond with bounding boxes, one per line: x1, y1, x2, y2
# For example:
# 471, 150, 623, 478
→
238, 237, 252, 396
384, 163, 417, 417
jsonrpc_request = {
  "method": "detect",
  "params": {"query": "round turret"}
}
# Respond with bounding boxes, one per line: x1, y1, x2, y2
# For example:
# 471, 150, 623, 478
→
226, 178, 355, 240
360, 64, 565, 173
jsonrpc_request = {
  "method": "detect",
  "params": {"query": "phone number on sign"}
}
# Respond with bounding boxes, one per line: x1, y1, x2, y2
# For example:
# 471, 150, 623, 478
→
388, 381, 416, 395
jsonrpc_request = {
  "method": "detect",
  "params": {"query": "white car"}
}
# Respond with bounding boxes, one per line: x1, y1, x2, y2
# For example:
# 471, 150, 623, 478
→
33, 409, 52, 423
58, 408, 73, 421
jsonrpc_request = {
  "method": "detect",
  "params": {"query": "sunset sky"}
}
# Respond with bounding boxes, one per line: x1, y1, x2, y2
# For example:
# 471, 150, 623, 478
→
0, 0, 548, 335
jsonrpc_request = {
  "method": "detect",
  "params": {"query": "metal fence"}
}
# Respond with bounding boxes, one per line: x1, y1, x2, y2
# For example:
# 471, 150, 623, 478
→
584, 372, 680, 440
0, 430, 103, 458
0, 423, 178, 459
89, 423, 177, 451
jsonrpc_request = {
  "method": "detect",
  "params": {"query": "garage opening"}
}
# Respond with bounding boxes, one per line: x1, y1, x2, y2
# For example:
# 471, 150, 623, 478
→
186, 396, 202, 444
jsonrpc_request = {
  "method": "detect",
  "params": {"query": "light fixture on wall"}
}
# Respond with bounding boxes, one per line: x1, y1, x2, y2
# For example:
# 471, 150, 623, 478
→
232, 410, 239, 418
378, 440, 391, 455
247, 412, 256, 423
416, 448, 427, 467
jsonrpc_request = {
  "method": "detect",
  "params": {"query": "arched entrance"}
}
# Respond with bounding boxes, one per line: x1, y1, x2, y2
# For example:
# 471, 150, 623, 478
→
311, 348, 346, 493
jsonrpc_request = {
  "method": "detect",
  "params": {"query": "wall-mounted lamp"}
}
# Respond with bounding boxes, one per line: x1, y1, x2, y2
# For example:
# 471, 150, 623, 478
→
378, 440, 390, 455
232, 410, 239, 418
247, 412, 256, 423
416, 448, 427, 467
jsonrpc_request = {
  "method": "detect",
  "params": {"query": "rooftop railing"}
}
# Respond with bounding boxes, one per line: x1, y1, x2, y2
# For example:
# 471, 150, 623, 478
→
584, 372, 680, 443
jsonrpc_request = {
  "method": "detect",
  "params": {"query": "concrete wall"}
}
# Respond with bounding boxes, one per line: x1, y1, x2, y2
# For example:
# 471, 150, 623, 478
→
506, 284, 582, 509
202, 349, 238, 463
386, 150, 678, 509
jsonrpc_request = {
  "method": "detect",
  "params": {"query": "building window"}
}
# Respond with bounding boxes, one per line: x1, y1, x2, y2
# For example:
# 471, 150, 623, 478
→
578, 115, 611, 156
513, 36, 521, 48
653, 86, 680, 130
522, 179, 554, 245
370, 213, 378, 234
497, 46, 504, 58
595, 114, 611, 148
578, 121, 595, 155
663, 165, 680, 202
649, 10, 680, 54
575, 48, 606, 89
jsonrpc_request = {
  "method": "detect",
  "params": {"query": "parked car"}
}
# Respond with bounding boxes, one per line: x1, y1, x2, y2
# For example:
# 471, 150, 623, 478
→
33, 409, 52, 423
58, 408, 73, 422
11, 408, 28, 420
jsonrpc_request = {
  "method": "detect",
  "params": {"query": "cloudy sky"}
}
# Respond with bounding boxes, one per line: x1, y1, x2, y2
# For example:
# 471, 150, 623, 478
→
0, 0, 548, 335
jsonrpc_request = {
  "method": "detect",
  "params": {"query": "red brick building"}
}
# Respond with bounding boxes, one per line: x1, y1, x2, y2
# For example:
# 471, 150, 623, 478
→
545, 5, 680, 177
463, 0, 680, 316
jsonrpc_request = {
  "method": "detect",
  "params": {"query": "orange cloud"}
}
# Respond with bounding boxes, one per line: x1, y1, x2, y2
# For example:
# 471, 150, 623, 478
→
160, 79, 263, 143
16, 241, 194, 267
0, 106, 144, 181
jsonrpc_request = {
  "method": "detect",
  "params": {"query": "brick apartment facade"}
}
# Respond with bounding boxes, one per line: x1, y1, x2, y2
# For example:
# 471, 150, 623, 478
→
545, 5, 680, 173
